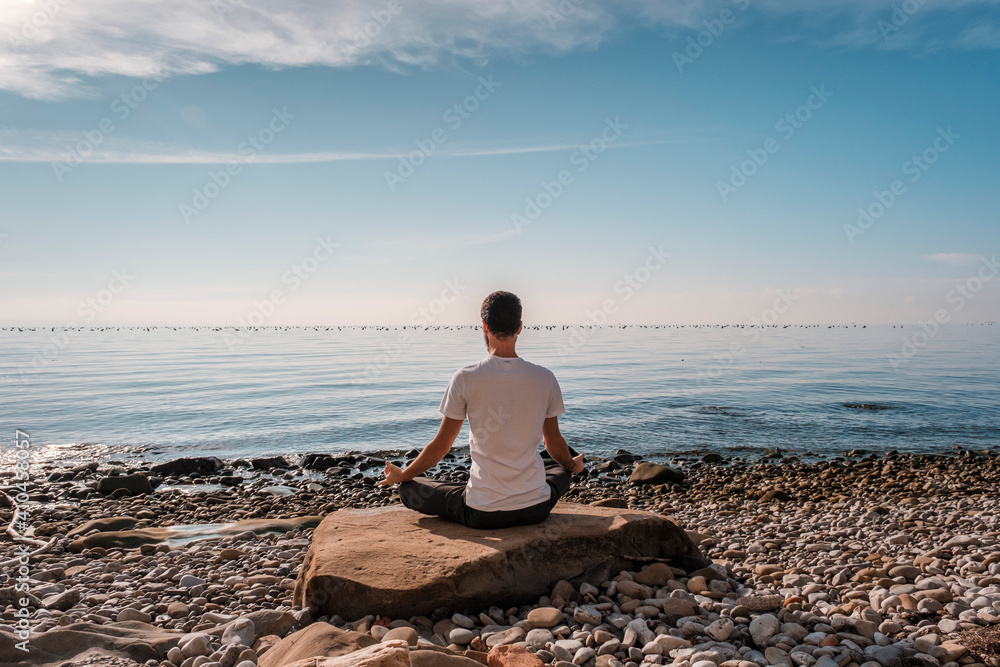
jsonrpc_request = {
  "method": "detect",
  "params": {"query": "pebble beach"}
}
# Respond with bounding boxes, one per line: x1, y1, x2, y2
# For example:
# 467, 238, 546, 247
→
2, 447, 999, 667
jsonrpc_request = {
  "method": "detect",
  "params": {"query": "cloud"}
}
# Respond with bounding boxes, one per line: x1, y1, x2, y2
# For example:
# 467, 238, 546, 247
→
921, 252, 985, 266
1, 0, 998, 99
0, 127, 691, 164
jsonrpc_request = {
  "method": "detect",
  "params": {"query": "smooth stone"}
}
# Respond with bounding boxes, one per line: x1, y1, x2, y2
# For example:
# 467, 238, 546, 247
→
448, 628, 476, 645
117, 608, 152, 623
628, 462, 685, 485
750, 614, 780, 647
452, 614, 476, 629
574, 605, 602, 626
181, 574, 208, 588
707, 617, 734, 642
294, 505, 703, 620
382, 627, 418, 646
634, 563, 675, 586
526, 628, 554, 648
256, 623, 377, 667
222, 619, 255, 647
528, 607, 564, 628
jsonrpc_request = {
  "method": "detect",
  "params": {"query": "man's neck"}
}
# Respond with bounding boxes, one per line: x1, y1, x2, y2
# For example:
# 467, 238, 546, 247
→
488, 341, 518, 358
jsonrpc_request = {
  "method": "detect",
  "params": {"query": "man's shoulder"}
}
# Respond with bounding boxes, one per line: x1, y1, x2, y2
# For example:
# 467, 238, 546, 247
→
516, 358, 557, 379
454, 357, 556, 378
455, 359, 490, 375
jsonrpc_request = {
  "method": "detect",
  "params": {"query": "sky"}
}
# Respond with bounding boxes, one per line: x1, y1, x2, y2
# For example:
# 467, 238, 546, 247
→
0, 0, 998, 326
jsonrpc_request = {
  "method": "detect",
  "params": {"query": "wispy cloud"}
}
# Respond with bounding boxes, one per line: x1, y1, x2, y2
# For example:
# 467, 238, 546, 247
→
0, 128, 696, 165
1, 0, 998, 100
921, 252, 985, 265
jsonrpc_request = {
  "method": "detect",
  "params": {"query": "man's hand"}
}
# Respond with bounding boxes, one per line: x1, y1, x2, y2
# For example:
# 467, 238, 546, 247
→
570, 453, 585, 474
379, 462, 407, 487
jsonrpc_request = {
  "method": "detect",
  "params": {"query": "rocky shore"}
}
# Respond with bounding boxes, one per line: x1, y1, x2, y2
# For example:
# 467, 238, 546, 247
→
1, 447, 998, 667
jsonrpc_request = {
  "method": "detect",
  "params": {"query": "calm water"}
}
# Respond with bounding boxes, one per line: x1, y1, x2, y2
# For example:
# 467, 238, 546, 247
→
1, 325, 997, 469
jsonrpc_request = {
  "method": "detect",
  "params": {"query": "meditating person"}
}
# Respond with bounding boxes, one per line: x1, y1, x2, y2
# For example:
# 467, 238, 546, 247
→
379, 290, 585, 529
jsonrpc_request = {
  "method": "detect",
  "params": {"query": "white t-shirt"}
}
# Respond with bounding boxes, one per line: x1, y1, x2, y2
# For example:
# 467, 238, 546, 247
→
439, 355, 565, 512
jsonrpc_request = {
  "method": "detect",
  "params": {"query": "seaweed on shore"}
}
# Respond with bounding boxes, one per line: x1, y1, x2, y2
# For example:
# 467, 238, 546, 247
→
959, 625, 1000, 667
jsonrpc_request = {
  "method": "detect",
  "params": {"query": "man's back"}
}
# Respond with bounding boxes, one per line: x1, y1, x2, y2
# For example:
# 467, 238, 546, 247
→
441, 355, 564, 511
383, 290, 582, 530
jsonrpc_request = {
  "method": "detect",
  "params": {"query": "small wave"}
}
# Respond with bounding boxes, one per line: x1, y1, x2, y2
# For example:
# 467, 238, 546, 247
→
842, 402, 897, 411
691, 406, 751, 417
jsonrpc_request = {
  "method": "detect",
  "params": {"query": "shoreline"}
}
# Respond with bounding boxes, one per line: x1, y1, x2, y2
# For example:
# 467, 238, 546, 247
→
1, 449, 998, 666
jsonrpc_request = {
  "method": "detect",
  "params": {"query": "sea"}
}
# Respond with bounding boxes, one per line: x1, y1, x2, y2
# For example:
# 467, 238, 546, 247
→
1, 325, 997, 470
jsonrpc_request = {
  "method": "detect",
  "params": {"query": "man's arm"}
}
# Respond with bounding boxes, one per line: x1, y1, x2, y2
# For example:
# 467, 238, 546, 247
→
542, 416, 584, 473
380, 416, 464, 486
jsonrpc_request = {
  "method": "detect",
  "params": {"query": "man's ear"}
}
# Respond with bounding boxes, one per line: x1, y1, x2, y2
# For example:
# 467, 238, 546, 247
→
482, 320, 490, 335
516, 321, 523, 335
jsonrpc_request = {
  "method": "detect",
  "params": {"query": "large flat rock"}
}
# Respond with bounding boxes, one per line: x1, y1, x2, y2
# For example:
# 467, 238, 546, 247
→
294, 503, 705, 620
0, 621, 183, 666
67, 516, 322, 552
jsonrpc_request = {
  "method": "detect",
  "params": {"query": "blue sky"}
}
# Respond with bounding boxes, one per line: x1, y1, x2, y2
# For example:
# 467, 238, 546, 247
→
1, 0, 998, 325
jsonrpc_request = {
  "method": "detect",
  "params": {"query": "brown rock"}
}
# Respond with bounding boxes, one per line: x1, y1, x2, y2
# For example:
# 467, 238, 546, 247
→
634, 563, 675, 586
295, 504, 704, 620
526, 607, 563, 628
590, 498, 628, 508
66, 516, 137, 538
280, 640, 410, 667
42, 589, 80, 611
487, 644, 545, 667
258, 622, 378, 667
167, 602, 189, 618
208, 610, 297, 642
686, 575, 708, 594
628, 462, 685, 485
616, 580, 653, 599
0, 621, 183, 666
915, 588, 953, 603
551, 579, 574, 601
97, 473, 152, 496
411, 646, 488, 666
68, 516, 322, 552
660, 597, 698, 617
382, 627, 418, 646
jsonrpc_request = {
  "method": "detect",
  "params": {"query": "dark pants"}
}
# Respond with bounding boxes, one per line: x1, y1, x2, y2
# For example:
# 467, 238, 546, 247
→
398, 460, 572, 530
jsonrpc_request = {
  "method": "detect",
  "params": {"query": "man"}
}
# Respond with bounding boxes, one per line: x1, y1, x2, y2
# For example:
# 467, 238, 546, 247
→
380, 291, 584, 529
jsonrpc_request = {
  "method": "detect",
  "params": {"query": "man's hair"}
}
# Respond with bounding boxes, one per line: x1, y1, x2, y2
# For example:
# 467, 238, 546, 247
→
481, 291, 522, 338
